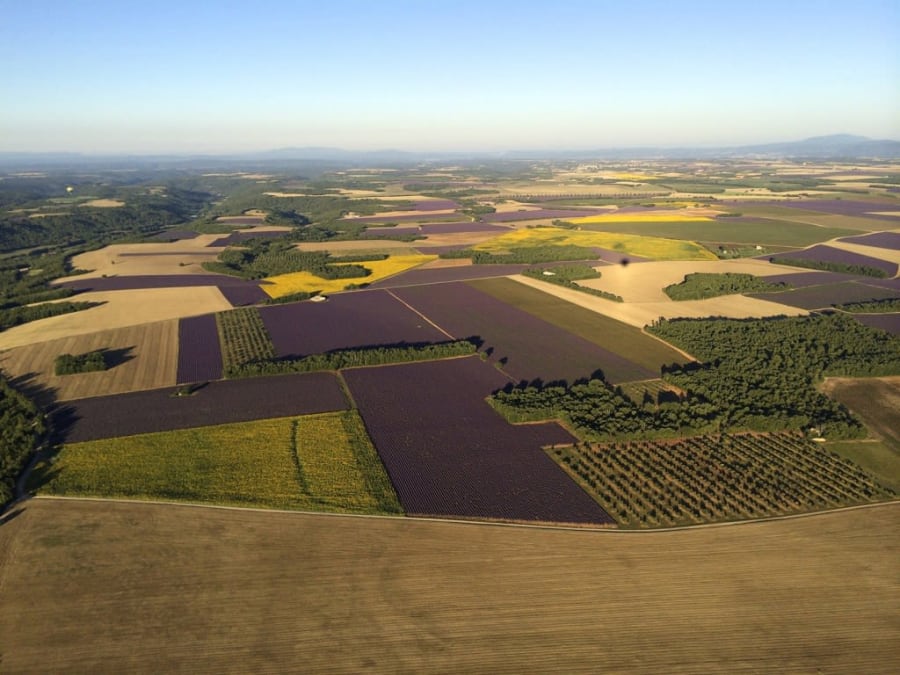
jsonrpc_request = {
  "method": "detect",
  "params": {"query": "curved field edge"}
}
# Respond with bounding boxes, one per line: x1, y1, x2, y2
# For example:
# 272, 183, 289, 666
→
0, 499, 896, 674
28, 411, 402, 515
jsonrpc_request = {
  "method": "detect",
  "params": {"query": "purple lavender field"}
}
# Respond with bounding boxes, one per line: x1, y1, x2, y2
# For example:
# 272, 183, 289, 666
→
764, 245, 898, 277
838, 232, 900, 250
853, 313, 900, 335
775, 199, 900, 220
750, 281, 900, 310
393, 282, 656, 384
344, 356, 613, 525
258, 289, 449, 358
55, 372, 348, 443
177, 314, 222, 383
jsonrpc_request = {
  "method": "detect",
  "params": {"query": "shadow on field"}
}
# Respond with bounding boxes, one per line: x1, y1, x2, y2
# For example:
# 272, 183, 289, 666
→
48, 404, 80, 445
98, 346, 135, 368
26, 461, 62, 494
0, 506, 25, 527
9, 372, 59, 409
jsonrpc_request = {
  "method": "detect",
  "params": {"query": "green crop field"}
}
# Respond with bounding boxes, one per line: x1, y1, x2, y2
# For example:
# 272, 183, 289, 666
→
30, 411, 402, 514
577, 218, 859, 247
468, 277, 687, 372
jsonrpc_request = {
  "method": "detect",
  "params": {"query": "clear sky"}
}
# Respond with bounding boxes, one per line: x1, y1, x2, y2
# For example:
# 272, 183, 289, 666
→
1, 0, 898, 153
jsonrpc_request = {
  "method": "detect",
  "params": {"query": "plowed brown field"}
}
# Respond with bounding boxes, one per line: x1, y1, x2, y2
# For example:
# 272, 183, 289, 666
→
0, 320, 178, 402
0, 499, 895, 674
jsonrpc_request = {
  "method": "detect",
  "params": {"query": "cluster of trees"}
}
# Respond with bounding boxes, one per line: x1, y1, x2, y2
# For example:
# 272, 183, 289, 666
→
440, 245, 599, 265
225, 340, 477, 378
663, 273, 790, 300
492, 313, 899, 441
0, 374, 45, 504
0, 250, 101, 333
649, 313, 900, 436
0, 186, 211, 253
522, 265, 623, 302
770, 257, 888, 278
204, 239, 371, 280
54, 350, 108, 375
838, 297, 900, 313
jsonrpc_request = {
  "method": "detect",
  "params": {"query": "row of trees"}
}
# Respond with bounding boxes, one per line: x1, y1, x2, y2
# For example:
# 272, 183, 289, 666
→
225, 340, 477, 378
770, 257, 889, 278
0, 374, 45, 504
440, 245, 599, 265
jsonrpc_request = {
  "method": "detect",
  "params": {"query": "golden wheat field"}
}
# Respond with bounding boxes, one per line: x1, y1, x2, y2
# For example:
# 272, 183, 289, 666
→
0, 319, 178, 402
0, 287, 232, 350
0, 499, 896, 673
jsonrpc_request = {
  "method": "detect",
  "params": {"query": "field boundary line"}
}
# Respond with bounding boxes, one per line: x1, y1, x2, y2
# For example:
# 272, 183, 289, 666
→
21, 494, 900, 534
385, 289, 455, 339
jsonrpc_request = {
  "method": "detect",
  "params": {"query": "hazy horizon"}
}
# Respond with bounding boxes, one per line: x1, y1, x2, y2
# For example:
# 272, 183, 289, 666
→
2, 0, 898, 154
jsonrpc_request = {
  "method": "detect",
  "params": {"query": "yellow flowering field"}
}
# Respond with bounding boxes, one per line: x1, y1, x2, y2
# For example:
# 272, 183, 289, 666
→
262, 253, 436, 298
568, 213, 713, 224
473, 226, 717, 261
33, 412, 402, 514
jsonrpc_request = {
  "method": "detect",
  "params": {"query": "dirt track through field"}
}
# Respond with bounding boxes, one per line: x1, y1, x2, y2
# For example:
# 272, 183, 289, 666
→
0, 498, 896, 673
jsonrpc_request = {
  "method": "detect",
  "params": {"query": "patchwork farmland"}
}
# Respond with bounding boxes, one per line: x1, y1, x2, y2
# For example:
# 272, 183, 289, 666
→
2, 157, 899, 673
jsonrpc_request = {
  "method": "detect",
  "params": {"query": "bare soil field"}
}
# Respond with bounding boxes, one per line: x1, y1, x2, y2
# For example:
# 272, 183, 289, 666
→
79, 198, 125, 208
0, 287, 232, 350
0, 319, 178, 403
0, 499, 896, 673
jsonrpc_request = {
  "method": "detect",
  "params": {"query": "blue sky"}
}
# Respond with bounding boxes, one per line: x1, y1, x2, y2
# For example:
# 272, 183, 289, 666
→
2, 0, 898, 153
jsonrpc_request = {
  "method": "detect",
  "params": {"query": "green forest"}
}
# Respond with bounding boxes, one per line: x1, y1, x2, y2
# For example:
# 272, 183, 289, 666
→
491, 313, 900, 441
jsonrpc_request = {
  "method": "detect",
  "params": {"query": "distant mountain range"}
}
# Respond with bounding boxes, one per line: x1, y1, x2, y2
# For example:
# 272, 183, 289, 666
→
2, 134, 899, 167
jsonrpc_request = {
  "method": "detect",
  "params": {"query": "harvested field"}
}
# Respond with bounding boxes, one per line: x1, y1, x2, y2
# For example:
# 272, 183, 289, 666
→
53, 371, 348, 443
177, 315, 222, 383
750, 281, 900, 310
854, 313, 900, 335
2, 498, 895, 673
510, 274, 807, 329
0, 320, 178, 403
734, 203, 891, 231
394, 282, 655, 384
574, 258, 808, 303
0, 288, 233, 350
838, 231, 900, 249
34, 411, 401, 514
259, 289, 450, 358
65, 239, 226, 278
79, 198, 125, 208
345, 356, 612, 524
469, 277, 687, 373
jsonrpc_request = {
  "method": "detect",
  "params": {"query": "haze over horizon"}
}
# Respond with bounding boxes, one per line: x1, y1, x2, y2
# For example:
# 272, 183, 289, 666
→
2, 0, 898, 154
